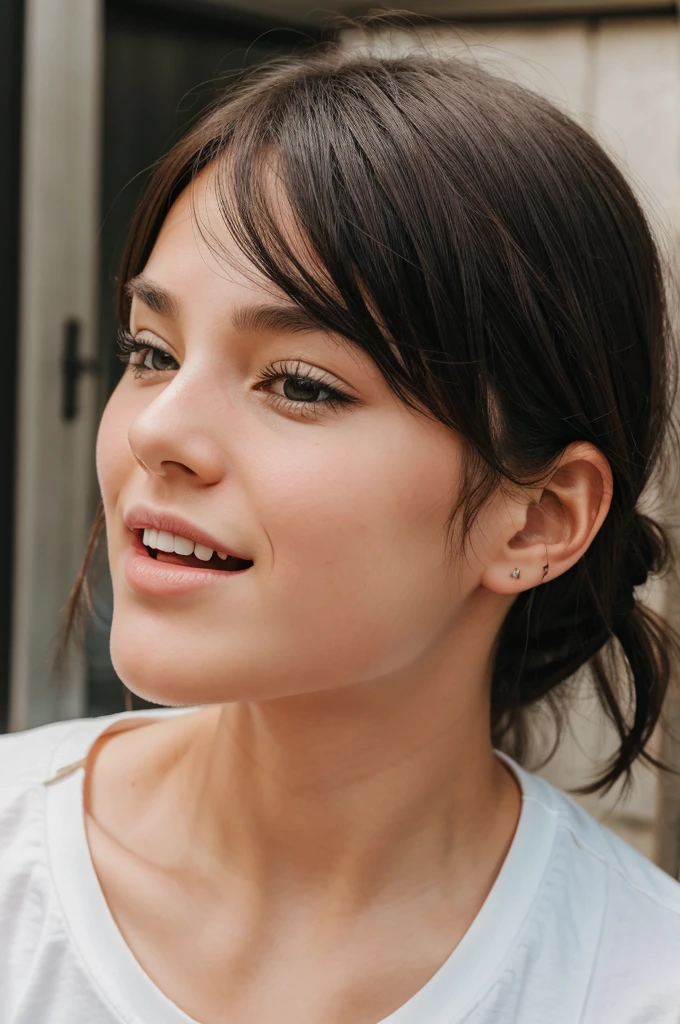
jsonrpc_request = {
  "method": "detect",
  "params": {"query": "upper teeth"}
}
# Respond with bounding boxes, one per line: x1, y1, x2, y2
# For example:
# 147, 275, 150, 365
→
143, 528, 228, 562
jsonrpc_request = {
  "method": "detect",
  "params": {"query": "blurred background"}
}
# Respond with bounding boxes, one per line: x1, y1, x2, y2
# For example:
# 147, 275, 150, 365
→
1, 0, 679, 872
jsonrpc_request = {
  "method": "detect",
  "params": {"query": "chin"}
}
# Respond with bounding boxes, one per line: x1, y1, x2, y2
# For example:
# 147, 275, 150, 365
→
108, 618, 289, 708
112, 654, 229, 708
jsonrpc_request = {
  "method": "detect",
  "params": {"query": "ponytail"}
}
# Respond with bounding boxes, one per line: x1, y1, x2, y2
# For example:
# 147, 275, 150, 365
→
492, 512, 680, 794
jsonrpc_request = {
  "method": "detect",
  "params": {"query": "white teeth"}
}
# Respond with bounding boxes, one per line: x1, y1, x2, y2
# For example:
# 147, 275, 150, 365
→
156, 530, 175, 553
174, 535, 194, 556
142, 529, 226, 561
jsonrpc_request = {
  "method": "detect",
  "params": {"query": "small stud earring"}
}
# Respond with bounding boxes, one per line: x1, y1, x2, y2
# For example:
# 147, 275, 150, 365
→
510, 567, 520, 579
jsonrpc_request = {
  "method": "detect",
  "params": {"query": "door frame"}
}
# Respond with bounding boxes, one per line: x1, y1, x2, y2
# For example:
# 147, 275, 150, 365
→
9, 0, 104, 732
0, 0, 24, 734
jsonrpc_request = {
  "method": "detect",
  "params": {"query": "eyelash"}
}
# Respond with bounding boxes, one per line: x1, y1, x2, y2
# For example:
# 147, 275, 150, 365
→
115, 326, 356, 419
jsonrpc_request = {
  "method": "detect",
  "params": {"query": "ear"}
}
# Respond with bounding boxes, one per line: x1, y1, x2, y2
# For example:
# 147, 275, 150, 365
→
480, 443, 613, 596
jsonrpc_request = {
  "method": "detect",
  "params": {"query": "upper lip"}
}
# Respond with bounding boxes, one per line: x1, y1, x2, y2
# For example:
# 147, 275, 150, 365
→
124, 505, 252, 561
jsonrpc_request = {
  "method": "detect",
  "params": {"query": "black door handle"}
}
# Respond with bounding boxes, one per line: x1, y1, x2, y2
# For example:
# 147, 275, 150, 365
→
61, 317, 102, 421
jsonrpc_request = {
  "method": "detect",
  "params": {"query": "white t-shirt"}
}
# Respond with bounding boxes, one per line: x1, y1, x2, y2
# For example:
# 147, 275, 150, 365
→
1, 706, 680, 1024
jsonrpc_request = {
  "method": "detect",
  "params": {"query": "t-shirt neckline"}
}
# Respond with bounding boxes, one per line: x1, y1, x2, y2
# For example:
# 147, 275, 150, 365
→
44, 707, 558, 1024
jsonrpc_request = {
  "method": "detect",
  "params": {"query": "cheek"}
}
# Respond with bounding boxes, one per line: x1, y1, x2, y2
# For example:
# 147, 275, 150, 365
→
260, 423, 462, 582
244, 425, 469, 664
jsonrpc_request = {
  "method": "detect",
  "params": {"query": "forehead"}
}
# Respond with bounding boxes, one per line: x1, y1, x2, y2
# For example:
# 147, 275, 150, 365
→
145, 166, 280, 300
139, 160, 407, 371
159, 156, 322, 277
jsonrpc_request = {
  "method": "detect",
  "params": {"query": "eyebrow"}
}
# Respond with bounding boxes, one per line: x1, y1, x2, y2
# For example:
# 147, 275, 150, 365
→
125, 274, 331, 338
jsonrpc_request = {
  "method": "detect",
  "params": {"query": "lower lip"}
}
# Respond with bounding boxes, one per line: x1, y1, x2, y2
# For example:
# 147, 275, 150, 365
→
124, 531, 253, 596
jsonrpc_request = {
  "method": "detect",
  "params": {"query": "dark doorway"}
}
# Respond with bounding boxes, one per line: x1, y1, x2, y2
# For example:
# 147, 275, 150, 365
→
87, 0, 331, 715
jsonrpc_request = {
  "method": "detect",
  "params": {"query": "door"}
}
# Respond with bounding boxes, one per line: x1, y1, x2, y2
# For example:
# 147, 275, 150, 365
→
9, 0, 104, 732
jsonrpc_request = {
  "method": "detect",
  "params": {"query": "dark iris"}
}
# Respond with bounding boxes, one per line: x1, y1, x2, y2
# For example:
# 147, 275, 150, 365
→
145, 348, 176, 372
284, 377, 324, 402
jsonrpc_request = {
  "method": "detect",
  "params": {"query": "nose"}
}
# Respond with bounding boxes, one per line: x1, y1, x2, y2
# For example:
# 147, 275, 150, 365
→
127, 375, 225, 486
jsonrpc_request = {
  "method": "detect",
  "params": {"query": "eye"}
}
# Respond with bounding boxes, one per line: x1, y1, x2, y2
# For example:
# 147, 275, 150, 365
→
253, 360, 357, 420
136, 347, 177, 372
116, 327, 178, 378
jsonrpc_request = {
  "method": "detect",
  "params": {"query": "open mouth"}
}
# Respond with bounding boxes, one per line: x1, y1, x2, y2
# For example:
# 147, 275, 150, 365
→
138, 529, 254, 573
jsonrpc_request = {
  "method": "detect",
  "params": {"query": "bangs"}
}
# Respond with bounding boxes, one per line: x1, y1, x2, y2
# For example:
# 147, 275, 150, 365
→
120, 52, 483, 437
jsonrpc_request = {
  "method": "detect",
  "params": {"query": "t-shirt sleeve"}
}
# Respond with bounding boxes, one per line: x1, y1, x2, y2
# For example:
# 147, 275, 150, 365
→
580, 869, 680, 1022
0, 721, 79, 1019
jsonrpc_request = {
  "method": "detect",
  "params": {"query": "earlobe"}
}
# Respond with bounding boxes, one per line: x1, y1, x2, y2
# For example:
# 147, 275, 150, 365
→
479, 491, 560, 595
480, 443, 613, 596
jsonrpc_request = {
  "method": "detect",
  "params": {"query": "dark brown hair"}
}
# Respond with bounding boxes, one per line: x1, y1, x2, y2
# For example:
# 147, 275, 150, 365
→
66, 17, 680, 794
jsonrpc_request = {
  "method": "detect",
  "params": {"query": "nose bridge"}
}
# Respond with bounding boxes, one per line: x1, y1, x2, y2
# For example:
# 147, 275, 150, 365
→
128, 370, 225, 480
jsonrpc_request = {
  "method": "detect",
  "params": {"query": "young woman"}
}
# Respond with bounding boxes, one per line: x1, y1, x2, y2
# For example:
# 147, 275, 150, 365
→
2, 29, 680, 1024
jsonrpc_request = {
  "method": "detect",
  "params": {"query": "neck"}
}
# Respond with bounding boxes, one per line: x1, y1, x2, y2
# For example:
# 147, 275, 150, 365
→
173, 593, 521, 909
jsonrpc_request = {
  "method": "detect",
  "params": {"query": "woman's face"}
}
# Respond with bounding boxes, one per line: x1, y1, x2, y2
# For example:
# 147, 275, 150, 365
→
98, 168, 485, 706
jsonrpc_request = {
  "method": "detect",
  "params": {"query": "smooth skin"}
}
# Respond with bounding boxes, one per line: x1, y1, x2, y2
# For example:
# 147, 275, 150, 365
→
89, 166, 613, 1024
